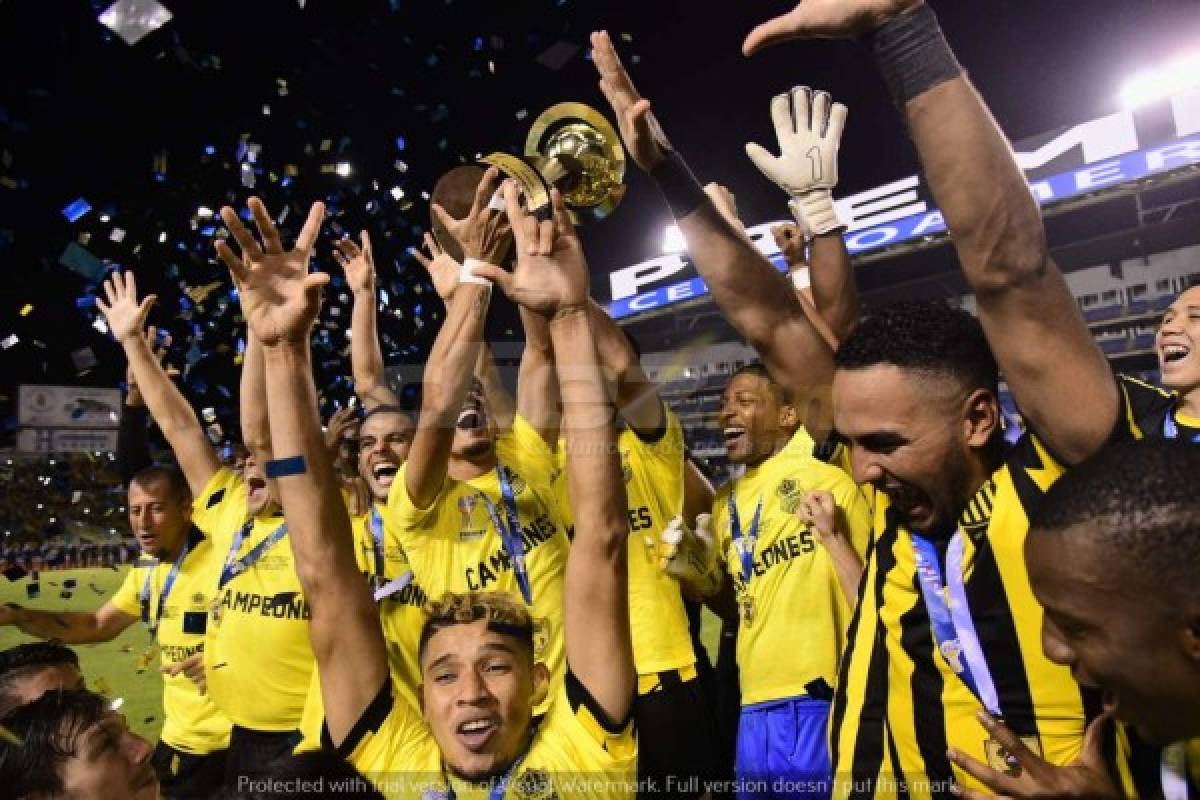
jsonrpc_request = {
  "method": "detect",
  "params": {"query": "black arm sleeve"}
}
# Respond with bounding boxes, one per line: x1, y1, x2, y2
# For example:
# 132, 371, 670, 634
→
116, 403, 153, 485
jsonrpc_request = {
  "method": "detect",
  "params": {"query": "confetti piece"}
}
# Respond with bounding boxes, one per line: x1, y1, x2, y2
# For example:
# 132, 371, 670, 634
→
62, 197, 92, 222
59, 242, 106, 280
1, 334, 17, 350
19, 303, 32, 316
98, 0, 173, 46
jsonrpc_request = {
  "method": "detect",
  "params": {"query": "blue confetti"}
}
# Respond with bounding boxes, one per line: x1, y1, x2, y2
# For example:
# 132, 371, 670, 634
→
62, 198, 92, 222
204, 144, 216, 155
395, 135, 406, 151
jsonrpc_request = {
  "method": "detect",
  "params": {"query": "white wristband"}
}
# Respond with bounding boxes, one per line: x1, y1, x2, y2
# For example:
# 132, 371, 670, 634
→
487, 187, 507, 212
790, 267, 811, 291
788, 190, 845, 241
459, 257, 492, 285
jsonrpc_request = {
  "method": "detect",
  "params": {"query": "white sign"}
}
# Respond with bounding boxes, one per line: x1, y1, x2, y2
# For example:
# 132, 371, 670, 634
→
17, 385, 122, 429
16, 428, 120, 455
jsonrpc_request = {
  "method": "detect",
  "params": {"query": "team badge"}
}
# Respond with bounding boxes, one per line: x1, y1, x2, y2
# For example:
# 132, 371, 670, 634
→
514, 768, 557, 800
777, 479, 802, 513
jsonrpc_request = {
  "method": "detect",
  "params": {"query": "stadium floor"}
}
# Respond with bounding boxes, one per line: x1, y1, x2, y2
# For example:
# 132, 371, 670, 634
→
2, 566, 724, 742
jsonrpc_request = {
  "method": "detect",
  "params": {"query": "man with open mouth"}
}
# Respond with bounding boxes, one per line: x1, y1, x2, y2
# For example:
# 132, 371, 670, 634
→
379, 167, 572, 709
235, 172, 637, 798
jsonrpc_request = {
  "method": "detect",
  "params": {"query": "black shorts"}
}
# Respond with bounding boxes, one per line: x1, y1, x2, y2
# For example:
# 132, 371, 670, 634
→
151, 740, 228, 800
224, 725, 301, 789
635, 668, 728, 799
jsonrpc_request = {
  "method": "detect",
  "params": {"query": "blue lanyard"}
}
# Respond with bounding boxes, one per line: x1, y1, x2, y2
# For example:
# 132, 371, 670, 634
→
218, 520, 288, 590
139, 541, 190, 636
368, 507, 387, 580
728, 482, 763, 587
911, 531, 1002, 718
1163, 410, 1200, 443
478, 465, 532, 605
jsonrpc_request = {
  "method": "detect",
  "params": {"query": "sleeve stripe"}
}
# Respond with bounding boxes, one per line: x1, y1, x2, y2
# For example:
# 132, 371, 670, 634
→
564, 668, 633, 736
323, 678, 394, 759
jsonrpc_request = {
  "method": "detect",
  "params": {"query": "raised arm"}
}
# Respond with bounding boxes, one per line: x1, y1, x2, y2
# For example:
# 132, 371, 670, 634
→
97, 273, 220, 496
405, 169, 508, 510
476, 185, 634, 722
516, 307, 560, 443
743, 1, 1117, 463
218, 196, 387, 747
0, 602, 134, 645
588, 300, 663, 438
239, 330, 272, 464
590, 31, 835, 442
116, 326, 172, 484
336, 231, 402, 410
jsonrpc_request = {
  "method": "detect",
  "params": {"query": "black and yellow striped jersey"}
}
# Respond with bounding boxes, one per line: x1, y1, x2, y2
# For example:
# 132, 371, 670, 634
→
829, 432, 1098, 799
1119, 374, 1200, 442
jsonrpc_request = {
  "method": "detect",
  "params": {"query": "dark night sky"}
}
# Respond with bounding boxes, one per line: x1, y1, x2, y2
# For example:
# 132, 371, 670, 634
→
1, 0, 1198, 443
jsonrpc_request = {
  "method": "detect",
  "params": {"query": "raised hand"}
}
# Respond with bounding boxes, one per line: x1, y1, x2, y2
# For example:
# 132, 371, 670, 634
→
214, 196, 327, 346
126, 326, 177, 404
796, 490, 838, 540
430, 166, 512, 265
411, 232, 459, 301
332, 231, 375, 296
161, 652, 207, 695
742, 0, 924, 56
746, 87, 847, 239
947, 709, 1120, 799
590, 29, 674, 172
658, 514, 721, 597
772, 223, 808, 269
96, 271, 156, 344
472, 183, 590, 318
323, 406, 359, 456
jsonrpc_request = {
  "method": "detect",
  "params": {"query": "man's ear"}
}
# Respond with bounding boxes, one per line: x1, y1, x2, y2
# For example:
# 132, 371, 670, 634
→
530, 662, 550, 709
961, 388, 1000, 449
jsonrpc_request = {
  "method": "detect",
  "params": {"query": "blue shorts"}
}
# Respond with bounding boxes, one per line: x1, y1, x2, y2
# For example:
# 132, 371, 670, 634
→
735, 696, 832, 800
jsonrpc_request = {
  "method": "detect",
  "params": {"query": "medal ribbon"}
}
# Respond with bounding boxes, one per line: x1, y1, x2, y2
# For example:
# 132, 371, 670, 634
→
218, 520, 289, 591
478, 465, 532, 605
1163, 410, 1200, 443
911, 531, 1002, 718
728, 482, 763, 588
139, 539, 190, 636
368, 507, 388, 581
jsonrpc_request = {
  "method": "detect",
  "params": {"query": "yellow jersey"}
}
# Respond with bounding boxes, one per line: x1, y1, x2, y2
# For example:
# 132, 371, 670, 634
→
193, 468, 315, 732
829, 433, 1099, 799
552, 412, 698, 681
297, 502, 428, 751
109, 526, 232, 754
712, 428, 871, 707
334, 671, 636, 800
383, 418, 570, 691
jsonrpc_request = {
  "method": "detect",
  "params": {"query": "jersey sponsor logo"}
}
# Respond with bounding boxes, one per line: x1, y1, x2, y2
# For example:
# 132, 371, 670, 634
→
219, 589, 310, 620
464, 514, 559, 591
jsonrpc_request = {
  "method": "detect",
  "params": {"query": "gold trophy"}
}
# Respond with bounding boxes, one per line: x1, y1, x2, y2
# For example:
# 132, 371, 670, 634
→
481, 102, 626, 224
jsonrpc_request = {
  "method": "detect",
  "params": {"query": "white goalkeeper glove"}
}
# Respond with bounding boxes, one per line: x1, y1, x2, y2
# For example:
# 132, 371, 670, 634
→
745, 86, 848, 241
658, 513, 721, 597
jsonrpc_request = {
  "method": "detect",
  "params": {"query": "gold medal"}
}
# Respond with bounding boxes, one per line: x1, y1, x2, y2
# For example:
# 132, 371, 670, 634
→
738, 592, 755, 628
984, 734, 1041, 776
209, 591, 225, 626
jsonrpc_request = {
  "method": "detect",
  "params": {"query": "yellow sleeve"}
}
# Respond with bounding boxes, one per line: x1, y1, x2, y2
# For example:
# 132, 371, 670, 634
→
108, 565, 144, 618
496, 413, 556, 488
832, 480, 873, 560
383, 462, 445, 534
334, 679, 435, 781
190, 468, 247, 544
546, 669, 637, 767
